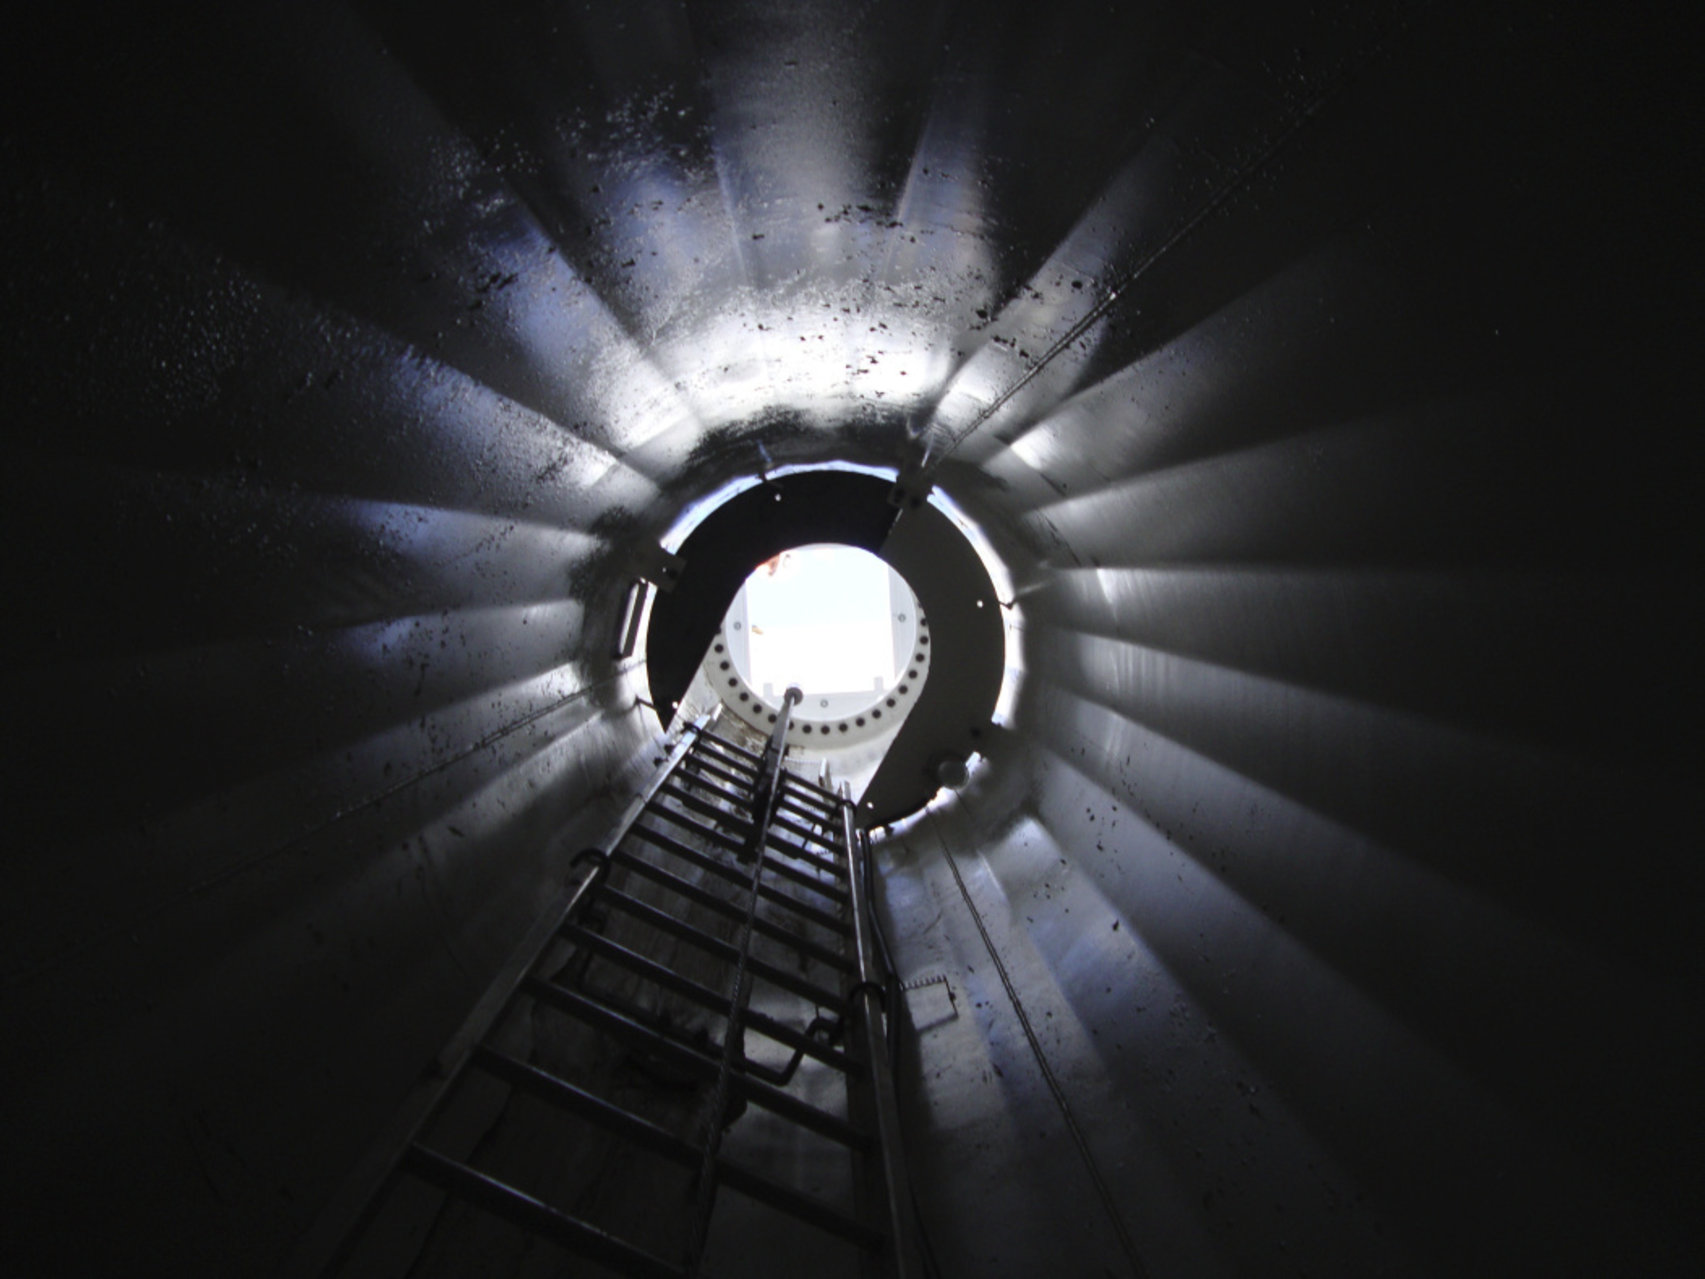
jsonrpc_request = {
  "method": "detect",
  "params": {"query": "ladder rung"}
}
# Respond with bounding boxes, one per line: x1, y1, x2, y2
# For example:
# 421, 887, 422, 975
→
645, 802, 751, 858
780, 781, 840, 815
634, 814, 848, 905
696, 731, 763, 766
403, 1144, 685, 1279
718, 1149, 884, 1250
783, 776, 840, 807
649, 780, 847, 883
473, 1047, 880, 1249
658, 781, 757, 836
626, 825, 852, 931
522, 978, 869, 1148
668, 768, 752, 808
473, 1043, 691, 1154
764, 829, 847, 880
564, 926, 853, 1072
774, 795, 834, 828
610, 847, 856, 974
771, 810, 844, 855
591, 888, 845, 1009
691, 743, 762, 780
681, 753, 757, 794
751, 844, 849, 906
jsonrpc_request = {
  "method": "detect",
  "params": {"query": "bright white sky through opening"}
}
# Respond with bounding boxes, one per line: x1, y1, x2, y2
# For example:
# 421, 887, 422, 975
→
744, 545, 899, 695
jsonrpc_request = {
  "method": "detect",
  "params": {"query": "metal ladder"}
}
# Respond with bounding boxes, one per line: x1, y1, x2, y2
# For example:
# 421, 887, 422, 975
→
288, 701, 918, 1278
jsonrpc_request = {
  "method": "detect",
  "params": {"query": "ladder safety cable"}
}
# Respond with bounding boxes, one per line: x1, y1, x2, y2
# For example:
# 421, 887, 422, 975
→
685, 686, 802, 1274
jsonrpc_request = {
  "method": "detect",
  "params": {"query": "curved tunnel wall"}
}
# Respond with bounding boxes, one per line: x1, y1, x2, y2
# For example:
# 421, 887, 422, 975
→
3, 2, 1697, 1275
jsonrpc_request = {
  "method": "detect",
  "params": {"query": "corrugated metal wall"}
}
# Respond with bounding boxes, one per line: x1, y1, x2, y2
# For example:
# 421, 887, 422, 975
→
3, 2, 1696, 1274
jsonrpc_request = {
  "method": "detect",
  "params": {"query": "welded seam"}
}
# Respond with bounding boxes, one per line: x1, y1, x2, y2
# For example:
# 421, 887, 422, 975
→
928, 810, 1149, 1279
927, 22, 1406, 473
5, 662, 647, 988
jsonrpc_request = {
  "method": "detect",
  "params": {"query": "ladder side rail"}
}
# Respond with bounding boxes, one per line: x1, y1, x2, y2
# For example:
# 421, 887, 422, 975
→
841, 791, 921, 1279
860, 826, 906, 1082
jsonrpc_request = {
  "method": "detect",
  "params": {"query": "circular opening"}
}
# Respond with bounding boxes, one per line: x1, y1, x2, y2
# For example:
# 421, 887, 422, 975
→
656, 469, 1014, 830
718, 544, 920, 724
